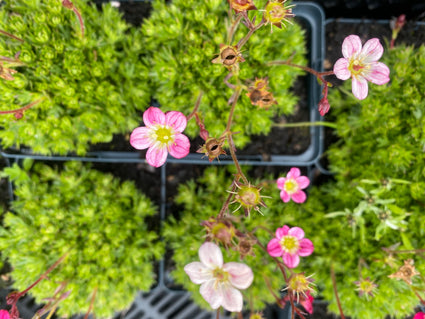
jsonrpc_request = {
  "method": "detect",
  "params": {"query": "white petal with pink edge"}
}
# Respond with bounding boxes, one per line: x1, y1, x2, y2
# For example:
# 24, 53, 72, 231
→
200, 279, 223, 309
221, 285, 244, 312
291, 190, 307, 203
168, 134, 190, 159
365, 62, 390, 85
342, 35, 362, 58
146, 143, 168, 167
352, 76, 369, 100
283, 252, 300, 268
143, 107, 165, 127
224, 262, 254, 289
130, 127, 153, 150
298, 238, 314, 257
199, 242, 223, 269
165, 111, 187, 132
361, 38, 383, 62
267, 238, 283, 257
184, 262, 213, 284
288, 227, 305, 240
333, 58, 351, 80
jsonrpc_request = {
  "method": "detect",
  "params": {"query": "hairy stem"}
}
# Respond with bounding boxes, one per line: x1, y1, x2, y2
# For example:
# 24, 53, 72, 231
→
331, 265, 345, 319
187, 91, 204, 121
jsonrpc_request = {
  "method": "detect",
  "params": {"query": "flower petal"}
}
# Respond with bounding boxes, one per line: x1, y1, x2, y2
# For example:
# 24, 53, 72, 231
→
361, 38, 383, 62
168, 134, 190, 159
130, 127, 153, 150
267, 238, 283, 257
298, 238, 314, 256
288, 227, 304, 240
276, 177, 286, 190
287, 167, 300, 179
342, 35, 362, 58
146, 144, 168, 167
165, 111, 187, 132
199, 242, 223, 269
184, 261, 213, 284
291, 190, 307, 203
352, 76, 369, 100
200, 280, 223, 309
143, 107, 165, 127
276, 225, 290, 238
0, 310, 10, 319
333, 58, 351, 80
221, 285, 243, 313
280, 190, 291, 203
282, 252, 300, 268
365, 62, 390, 85
223, 262, 254, 289
296, 176, 310, 189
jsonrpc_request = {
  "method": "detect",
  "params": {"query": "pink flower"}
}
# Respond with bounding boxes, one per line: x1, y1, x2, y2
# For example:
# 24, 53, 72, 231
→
414, 313, 425, 319
277, 168, 310, 203
130, 107, 190, 167
184, 242, 254, 312
267, 225, 314, 268
333, 35, 390, 100
0, 310, 10, 319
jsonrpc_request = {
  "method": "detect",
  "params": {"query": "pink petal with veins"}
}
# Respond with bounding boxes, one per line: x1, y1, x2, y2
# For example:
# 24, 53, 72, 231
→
298, 238, 314, 256
130, 126, 153, 150
333, 58, 351, 80
288, 227, 305, 240
146, 144, 168, 167
267, 238, 283, 257
143, 107, 165, 127
283, 252, 300, 268
361, 38, 383, 62
366, 62, 390, 85
168, 134, 190, 159
165, 111, 187, 132
184, 262, 213, 284
342, 35, 362, 58
352, 76, 369, 100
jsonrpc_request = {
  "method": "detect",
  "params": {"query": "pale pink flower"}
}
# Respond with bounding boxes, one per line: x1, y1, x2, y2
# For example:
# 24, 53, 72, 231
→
0, 310, 10, 319
277, 167, 310, 203
184, 242, 254, 312
414, 313, 425, 319
333, 35, 390, 100
130, 107, 190, 167
267, 225, 314, 268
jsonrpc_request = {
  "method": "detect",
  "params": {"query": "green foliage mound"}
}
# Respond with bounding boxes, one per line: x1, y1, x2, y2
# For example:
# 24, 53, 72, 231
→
163, 166, 315, 311
143, 0, 306, 147
0, 0, 149, 155
295, 44, 425, 319
0, 160, 164, 317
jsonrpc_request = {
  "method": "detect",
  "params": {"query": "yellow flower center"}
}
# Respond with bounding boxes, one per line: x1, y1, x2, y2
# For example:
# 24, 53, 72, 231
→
280, 235, 299, 254
288, 273, 311, 294
152, 125, 174, 145
284, 179, 298, 194
348, 59, 366, 76
212, 267, 229, 283
265, 2, 286, 23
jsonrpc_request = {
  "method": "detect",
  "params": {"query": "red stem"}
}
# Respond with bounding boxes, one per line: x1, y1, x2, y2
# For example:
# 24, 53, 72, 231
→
330, 265, 345, 319
0, 29, 24, 42
84, 287, 98, 319
0, 98, 44, 116
73, 7, 85, 38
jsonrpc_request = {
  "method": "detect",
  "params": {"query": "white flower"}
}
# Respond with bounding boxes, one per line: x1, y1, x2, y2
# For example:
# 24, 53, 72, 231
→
184, 242, 253, 312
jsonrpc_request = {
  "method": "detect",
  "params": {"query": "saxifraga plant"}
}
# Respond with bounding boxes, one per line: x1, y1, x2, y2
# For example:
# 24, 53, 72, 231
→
142, 0, 307, 148
0, 0, 150, 155
0, 160, 164, 317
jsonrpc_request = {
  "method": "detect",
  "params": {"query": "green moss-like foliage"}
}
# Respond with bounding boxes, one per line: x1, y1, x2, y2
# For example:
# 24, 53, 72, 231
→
142, 0, 306, 147
296, 44, 425, 319
0, 0, 149, 155
0, 160, 164, 317
163, 166, 315, 312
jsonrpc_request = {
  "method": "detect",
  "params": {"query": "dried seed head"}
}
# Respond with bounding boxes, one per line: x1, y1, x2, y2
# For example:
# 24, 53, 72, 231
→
388, 259, 420, 285
201, 217, 238, 248
228, 0, 257, 13
197, 137, 226, 162
212, 45, 245, 70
